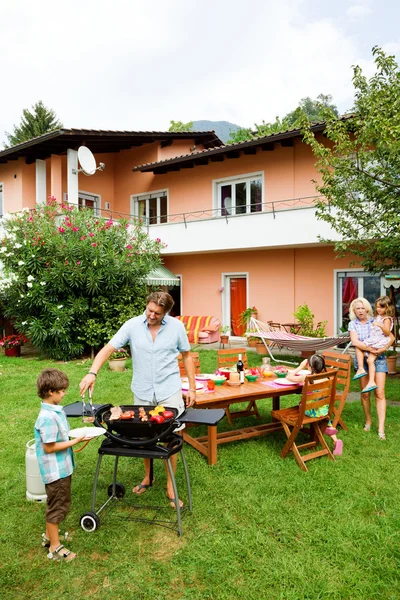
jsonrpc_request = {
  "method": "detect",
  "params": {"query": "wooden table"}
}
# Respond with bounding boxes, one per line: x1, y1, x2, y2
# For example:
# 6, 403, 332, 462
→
183, 379, 301, 465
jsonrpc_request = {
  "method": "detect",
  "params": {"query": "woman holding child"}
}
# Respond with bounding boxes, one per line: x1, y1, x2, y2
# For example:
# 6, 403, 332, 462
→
348, 297, 395, 440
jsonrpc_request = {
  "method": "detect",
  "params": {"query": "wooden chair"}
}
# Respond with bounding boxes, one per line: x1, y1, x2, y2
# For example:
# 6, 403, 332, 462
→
322, 351, 352, 430
271, 370, 338, 472
217, 348, 261, 424
178, 351, 201, 376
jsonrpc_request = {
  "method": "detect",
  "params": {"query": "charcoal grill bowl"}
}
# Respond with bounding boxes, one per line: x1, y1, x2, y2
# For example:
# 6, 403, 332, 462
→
94, 404, 179, 447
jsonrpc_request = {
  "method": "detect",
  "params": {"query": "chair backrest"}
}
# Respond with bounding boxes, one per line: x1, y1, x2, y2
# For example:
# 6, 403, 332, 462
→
322, 351, 351, 404
268, 322, 282, 331
217, 348, 248, 369
298, 370, 338, 421
177, 351, 201, 376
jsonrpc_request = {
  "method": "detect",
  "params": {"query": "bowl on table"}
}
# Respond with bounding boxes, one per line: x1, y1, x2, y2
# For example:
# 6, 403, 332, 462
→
245, 374, 259, 382
227, 380, 241, 387
274, 371, 288, 378
210, 375, 227, 386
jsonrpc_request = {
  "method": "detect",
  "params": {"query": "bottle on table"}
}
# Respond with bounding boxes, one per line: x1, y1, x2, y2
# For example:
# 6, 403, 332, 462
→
237, 353, 245, 384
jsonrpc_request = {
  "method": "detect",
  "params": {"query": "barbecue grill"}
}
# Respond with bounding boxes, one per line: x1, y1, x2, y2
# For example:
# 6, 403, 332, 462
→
69, 403, 225, 536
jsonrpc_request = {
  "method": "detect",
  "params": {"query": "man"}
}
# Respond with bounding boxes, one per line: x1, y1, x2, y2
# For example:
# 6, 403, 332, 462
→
79, 291, 196, 508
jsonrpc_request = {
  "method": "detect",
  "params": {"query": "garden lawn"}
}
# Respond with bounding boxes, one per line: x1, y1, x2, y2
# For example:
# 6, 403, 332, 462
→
0, 351, 399, 600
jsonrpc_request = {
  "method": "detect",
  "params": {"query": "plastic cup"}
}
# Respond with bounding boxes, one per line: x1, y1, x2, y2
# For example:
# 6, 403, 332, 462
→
207, 379, 216, 390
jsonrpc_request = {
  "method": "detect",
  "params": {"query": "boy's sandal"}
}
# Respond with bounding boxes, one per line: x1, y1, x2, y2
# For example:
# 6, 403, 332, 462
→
363, 424, 371, 432
42, 530, 70, 548
47, 544, 76, 562
378, 432, 386, 440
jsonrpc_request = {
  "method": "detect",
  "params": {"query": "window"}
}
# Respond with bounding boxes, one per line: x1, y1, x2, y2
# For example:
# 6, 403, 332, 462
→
215, 173, 263, 216
78, 192, 100, 214
337, 270, 400, 332
0, 183, 3, 217
131, 190, 168, 225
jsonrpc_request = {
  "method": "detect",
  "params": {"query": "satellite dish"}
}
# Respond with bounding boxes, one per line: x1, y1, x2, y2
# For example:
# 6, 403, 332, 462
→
77, 146, 97, 176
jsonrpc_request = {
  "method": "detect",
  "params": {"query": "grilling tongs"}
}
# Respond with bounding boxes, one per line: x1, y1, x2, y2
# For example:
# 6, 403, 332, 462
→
81, 387, 95, 423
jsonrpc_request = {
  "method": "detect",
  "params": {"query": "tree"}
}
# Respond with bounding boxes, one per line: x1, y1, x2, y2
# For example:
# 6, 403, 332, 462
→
0, 199, 164, 359
227, 96, 338, 144
4, 101, 63, 147
285, 94, 338, 126
168, 120, 193, 132
301, 47, 400, 274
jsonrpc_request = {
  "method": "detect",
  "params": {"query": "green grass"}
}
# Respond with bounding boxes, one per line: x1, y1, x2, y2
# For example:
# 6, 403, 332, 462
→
0, 352, 399, 600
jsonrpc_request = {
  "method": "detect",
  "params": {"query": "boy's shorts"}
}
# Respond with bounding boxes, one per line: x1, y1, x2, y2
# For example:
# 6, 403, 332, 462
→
354, 353, 388, 374
134, 389, 185, 431
45, 475, 72, 524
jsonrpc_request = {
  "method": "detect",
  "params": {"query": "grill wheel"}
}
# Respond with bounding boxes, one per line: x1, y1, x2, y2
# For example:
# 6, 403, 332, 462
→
107, 482, 126, 498
80, 511, 100, 532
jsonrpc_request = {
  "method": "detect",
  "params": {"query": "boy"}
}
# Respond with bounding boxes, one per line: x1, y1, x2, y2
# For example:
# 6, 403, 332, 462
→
34, 368, 87, 562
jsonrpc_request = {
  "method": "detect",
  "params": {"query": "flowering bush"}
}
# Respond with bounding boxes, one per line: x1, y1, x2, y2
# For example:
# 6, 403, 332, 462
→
109, 348, 129, 359
0, 198, 165, 360
0, 334, 28, 349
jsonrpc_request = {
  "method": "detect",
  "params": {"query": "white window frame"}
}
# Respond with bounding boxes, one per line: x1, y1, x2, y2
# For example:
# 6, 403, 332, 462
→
130, 188, 169, 225
63, 190, 101, 216
213, 171, 264, 216
0, 182, 3, 217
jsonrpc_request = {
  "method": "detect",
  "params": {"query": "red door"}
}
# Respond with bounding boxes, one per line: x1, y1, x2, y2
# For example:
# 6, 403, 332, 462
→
230, 278, 247, 336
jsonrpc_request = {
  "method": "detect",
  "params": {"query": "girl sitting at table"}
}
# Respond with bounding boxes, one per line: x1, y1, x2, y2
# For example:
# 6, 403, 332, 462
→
286, 355, 343, 456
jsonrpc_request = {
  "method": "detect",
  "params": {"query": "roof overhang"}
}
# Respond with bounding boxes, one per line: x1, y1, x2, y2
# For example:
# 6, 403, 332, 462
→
132, 122, 330, 174
0, 129, 223, 164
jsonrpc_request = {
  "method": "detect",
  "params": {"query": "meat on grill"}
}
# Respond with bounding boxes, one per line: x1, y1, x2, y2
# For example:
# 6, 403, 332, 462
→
109, 406, 123, 421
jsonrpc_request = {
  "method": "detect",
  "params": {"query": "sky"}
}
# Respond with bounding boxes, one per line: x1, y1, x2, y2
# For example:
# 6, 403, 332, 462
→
0, 0, 399, 147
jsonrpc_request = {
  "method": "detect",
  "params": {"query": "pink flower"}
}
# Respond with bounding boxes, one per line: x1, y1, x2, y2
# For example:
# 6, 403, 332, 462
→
80, 236, 86, 240
91, 242, 97, 247
72, 227, 79, 232
155, 238, 161, 243
76, 261, 81, 265
58, 227, 65, 233
126, 244, 132, 249
65, 260, 69, 265
67, 206, 73, 211
89, 232, 95, 237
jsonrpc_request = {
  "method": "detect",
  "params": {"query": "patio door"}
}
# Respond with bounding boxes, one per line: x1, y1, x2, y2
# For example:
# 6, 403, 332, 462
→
223, 275, 247, 336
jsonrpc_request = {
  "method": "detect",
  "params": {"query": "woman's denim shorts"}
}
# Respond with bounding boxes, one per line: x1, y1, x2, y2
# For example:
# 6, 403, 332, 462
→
354, 353, 388, 374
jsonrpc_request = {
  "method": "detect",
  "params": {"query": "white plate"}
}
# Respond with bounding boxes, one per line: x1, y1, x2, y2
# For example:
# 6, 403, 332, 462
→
297, 370, 311, 375
69, 427, 106, 439
274, 378, 301, 386
195, 374, 213, 381
181, 382, 204, 391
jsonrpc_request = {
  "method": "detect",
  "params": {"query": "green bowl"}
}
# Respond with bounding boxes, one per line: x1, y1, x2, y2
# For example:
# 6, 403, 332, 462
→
245, 374, 259, 382
274, 371, 287, 378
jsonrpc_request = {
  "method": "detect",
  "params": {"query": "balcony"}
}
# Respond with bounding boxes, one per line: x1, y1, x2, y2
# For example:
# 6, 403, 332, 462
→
143, 196, 340, 255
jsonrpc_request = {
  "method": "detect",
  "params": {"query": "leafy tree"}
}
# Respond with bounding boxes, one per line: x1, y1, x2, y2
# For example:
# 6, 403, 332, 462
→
285, 94, 338, 125
227, 96, 338, 144
301, 46, 400, 274
0, 199, 164, 359
5, 101, 63, 147
168, 120, 193, 132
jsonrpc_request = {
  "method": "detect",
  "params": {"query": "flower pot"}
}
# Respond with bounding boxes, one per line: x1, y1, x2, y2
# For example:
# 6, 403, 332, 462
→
108, 358, 126, 372
255, 342, 266, 355
251, 311, 258, 319
220, 335, 229, 345
248, 339, 257, 348
5, 346, 21, 357
387, 355, 398, 375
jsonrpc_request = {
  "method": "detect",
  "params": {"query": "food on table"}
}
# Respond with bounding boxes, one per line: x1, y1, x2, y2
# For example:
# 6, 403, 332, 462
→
263, 371, 274, 377
138, 407, 148, 422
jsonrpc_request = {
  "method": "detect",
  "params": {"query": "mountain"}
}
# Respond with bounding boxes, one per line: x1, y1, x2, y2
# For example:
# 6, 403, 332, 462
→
192, 120, 242, 143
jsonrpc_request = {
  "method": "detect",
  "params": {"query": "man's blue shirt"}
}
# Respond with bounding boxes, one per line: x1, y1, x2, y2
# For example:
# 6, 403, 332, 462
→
109, 312, 190, 401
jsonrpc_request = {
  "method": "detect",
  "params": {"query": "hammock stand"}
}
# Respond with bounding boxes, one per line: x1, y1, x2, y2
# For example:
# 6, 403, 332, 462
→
248, 318, 351, 365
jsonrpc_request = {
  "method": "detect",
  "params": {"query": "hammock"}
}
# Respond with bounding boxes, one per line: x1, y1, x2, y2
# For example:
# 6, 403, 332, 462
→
248, 317, 351, 364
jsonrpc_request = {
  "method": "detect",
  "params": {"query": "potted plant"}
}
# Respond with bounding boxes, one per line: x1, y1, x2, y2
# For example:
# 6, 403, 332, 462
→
247, 335, 260, 348
239, 307, 258, 330
386, 350, 398, 375
220, 326, 230, 345
255, 340, 267, 355
0, 334, 28, 357
108, 348, 129, 372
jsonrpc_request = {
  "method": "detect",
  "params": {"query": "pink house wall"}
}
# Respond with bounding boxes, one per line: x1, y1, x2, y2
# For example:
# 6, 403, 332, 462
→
164, 246, 354, 336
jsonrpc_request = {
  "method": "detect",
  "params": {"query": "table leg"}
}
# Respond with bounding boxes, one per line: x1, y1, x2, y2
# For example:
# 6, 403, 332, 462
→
272, 396, 280, 411
208, 425, 217, 465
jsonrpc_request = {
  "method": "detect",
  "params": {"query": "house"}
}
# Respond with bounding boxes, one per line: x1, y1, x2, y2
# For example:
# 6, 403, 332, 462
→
0, 125, 398, 337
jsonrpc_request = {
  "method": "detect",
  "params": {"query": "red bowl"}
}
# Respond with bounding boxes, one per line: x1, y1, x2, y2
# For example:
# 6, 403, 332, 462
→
219, 369, 232, 380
